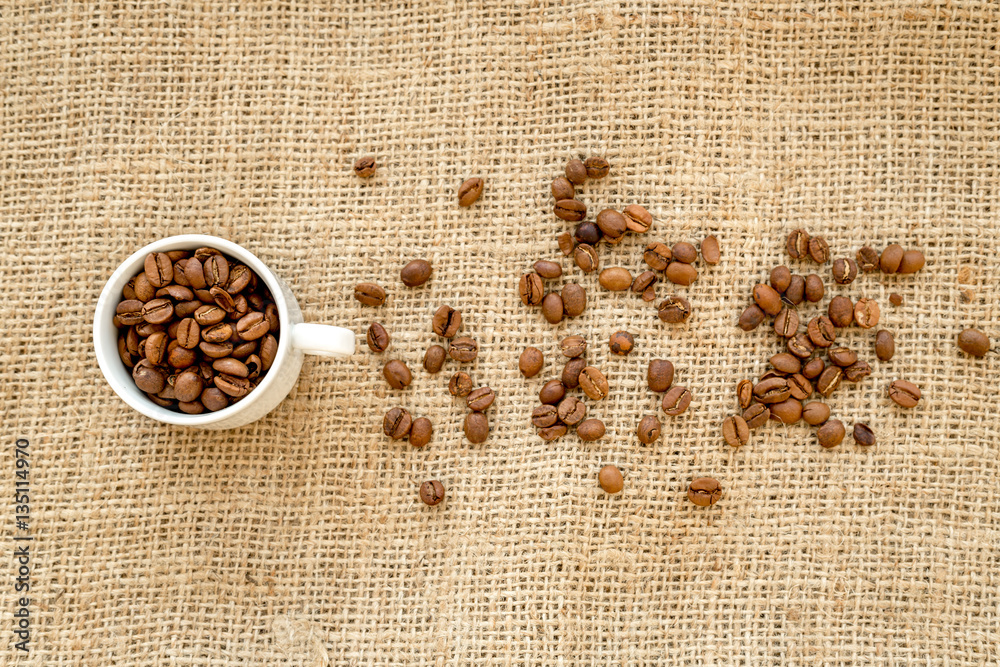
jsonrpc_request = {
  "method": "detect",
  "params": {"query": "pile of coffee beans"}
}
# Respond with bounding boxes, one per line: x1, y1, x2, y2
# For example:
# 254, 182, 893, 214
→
114, 248, 280, 414
528, 334, 609, 443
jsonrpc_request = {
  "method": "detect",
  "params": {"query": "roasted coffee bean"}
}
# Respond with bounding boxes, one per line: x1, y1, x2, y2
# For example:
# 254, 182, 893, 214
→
366, 322, 390, 353
853, 423, 876, 447
579, 367, 609, 401
817, 419, 846, 448
560, 335, 587, 358
701, 235, 721, 264
354, 283, 386, 306
770, 353, 801, 375
233, 311, 266, 341
807, 237, 829, 263
631, 271, 657, 295
200, 387, 228, 412
383, 360, 412, 389
423, 344, 447, 373
141, 298, 174, 325
574, 244, 599, 274
552, 177, 575, 201
743, 403, 770, 429
888, 379, 920, 407
448, 337, 478, 362
131, 273, 155, 302
555, 199, 587, 222
598, 464, 623, 493
232, 341, 257, 360
807, 316, 836, 347
147, 392, 174, 408
898, 249, 925, 274
623, 204, 653, 233
193, 288, 214, 304
178, 400, 205, 414
609, 331, 634, 355
669, 242, 696, 265
879, 244, 904, 273
166, 320, 182, 339
519, 347, 544, 377
203, 254, 230, 288
400, 259, 432, 287
657, 296, 691, 323
182, 258, 207, 290
575, 221, 603, 246
738, 304, 766, 331
856, 246, 880, 273
244, 354, 262, 379
383, 407, 412, 440
827, 296, 854, 328
665, 262, 698, 286
225, 265, 252, 295
210, 286, 236, 313
832, 258, 858, 285
143, 331, 167, 365
196, 361, 215, 384
557, 396, 587, 426
122, 278, 138, 301
661, 386, 692, 416
558, 232, 576, 256
788, 333, 815, 359
175, 300, 201, 318
752, 284, 783, 316
467, 386, 496, 412
458, 177, 484, 207
464, 412, 489, 443
637, 415, 661, 444
132, 359, 167, 394
802, 357, 825, 379
156, 284, 194, 302
646, 359, 675, 393
773, 308, 799, 337
770, 266, 792, 293
874, 329, 895, 361
577, 418, 606, 442
828, 347, 857, 368
194, 304, 226, 326
354, 155, 376, 178
212, 357, 248, 379
770, 398, 803, 424
688, 478, 722, 507
753, 377, 790, 404
854, 298, 880, 329
532, 405, 559, 428
214, 373, 252, 398
816, 366, 843, 397
784, 274, 806, 305
804, 274, 824, 302
143, 252, 174, 288
135, 322, 166, 338
565, 159, 588, 185
539, 380, 567, 405
889, 292, 903, 306
409, 418, 433, 447
736, 379, 753, 409
561, 283, 586, 318
531, 260, 561, 280
562, 357, 587, 389
642, 286, 656, 302
540, 293, 564, 324
722, 415, 750, 447
124, 327, 141, 357
520, 272, 546, 306
787, 374, 812, 400
432, 305, 463, 337
583, 156, 609, 179
957, 329, 990, 357
844, 360, 871, 383
599, 267, 632, 291
449, 371, 473, 397
786, 229, 810, 259
801, 401, 830, 426
538, 423, 568, 441
259, 335, 278, 370
173, 370, 204, 403
643, 242, 672, 271
596, 209, 627, 242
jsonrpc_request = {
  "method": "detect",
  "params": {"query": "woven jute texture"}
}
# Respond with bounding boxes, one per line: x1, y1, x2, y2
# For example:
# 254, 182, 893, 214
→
2, 1, 999, 664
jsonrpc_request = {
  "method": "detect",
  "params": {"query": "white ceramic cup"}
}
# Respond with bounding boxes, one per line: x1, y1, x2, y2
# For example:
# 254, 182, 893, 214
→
94, 234, 355, 429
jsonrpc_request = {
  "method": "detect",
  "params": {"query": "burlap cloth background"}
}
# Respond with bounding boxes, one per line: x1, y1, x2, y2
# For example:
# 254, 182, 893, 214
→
2, 1, 999, 664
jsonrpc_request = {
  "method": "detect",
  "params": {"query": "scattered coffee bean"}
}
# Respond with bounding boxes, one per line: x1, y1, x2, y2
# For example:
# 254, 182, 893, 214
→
770, 266, 792, 293
561, 283, 587, 317
671, 242, 697, 264
657, 296, 691, 323
596, 209, 627, 243
856, 246, 880, 273
817, 419, 846, 448
688, 478, 722, 506
532, 405, 559, 428
770, 353, 801, 375
889, 293, 903, 306
423, 344, 446, 373
786, 229, 810, 260
648, 359, 675, 393
631, 270, 657, 294
828, 347, 858, 368
854, 298, 880, 329
802, 357, 825, 379
383, 360, 412, 390
448, 337, 478, 362
599, 267, 633, 291
875, 330, 895, 361
458, 177, 484, 207
383, 407, 412, 440
577, 418, 606, 442
555, 199, 587, 222
562, 357, 587, 389
827, 295, 854, 328
355, 282, 387, 306
743, 403, 770, 429
419, 480, 445, 505
565, 159, 588, 185
736, 379, 753, 409
807, 236, 830, 263
852, 423, 876, 447
449, 371, 473, 397
609, 331, 634, 355
353, 155, 376, 178
623, 204, 653, 233
519, 348, 544, 377
558, 232, 576, 256
722, 415, 750, 447
807, 316, 837, 348
575, 221, 603, 246
551, 177, 575, 201
787, 373, 812, 400
541, 293, 565, 324
665, 261, 698, 286
753, 377, 790, 404
519, 273, 545, 306
598, 464, 623, 493
556, 335, 585, 359
539, 380, 567, 405
880, 244, 904, 273
752, 284, 783, 316
643, 242, 672, 271
466, 386, 496, 412
785, 275, 806, 305
661, 386, 692, 416
579, 367, 609, 401
738, 304, 766, 331
534, 260, 562, 279
584, 156, 610, 179
367, 322, 390, 353
410, 418, 433, 448
770, 398, 802, 424
788, 333, 815, 358
816, 366, 843, 397
832, 257, 858, 285
957, 329, 990, 357
574, 244, 599, 274
538, 423, 568, 441
801, 401, 830, 426
464, 411, 489, 443
400, 259, 432, 287
888, 379, 921, 408
804, 274, 825, 302
637, 415, 661, 444
557, 396, 587, 426
773, 308, 799, 337
898, 249, 925, 274
843, 360, 872, 382
700, 235, 720, 265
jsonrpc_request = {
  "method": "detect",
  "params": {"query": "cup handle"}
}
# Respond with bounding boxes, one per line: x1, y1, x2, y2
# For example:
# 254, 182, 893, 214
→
290, 323, 356, 358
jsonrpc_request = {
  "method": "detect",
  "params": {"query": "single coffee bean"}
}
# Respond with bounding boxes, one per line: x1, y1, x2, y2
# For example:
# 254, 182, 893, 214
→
232, 340, 257, 360
770, 398, 803, 424
874, 329, 895, 361
637, 415, 661, 444
562, 357, 587, 389
259, 334, 278, 370
643, 242, 672, 271
670, 242, 697, 265
133, 359, 167, 394
801, 401, 830, 426
642, 286, 656, 302
898, 249, 925, 274
647, 359, 675, 393
561, 283, 586, 317
182, 258, 207, 290
773, 308, 799, 338
144, 252, 174, 288
225, 265, 252, 295
957, 329, 990, 357
575, 221, 602, 246
519, 347, 544, 377
383, 407, 412, 440
843, 360, 872, 382
135, 321, 166, 338
458, 177, 484, 207
244, 354, 262, 379
574, 244, 599, 274
817, 419, 846, 448
631, 271, 657, 295
609, 331, 634, 355
807, 316, 837, 348
661, 386, 692, 416
533, 260, 562, 280
784, 274, 806, 305
738, 304, 766, 331
658, 296, 692, 324
420, 479, 445, 507
856, 246, 879, 273
541, 293, 565, 324
539, 379, 567, 405
538, 423, 568, 441
400, 259, 432, 287
557, 396, 587, 426
623, 204, 653, 233
584, 156, 610, 179
559, 335, 587, 358
423, 344, 446, 373
722, 415, 750, 447
889, 292, 903, 306
743, 403, 770, 429
565, 159, 588, 185
448, 337, 478, 362
432, 305, 463, 337
166, 341, 199, 368
802, 357, 825, 379
552, 177, 575, 201
688, 478, 722, 507
213, 357, 249, 378
598, 464, 623, 493
577, 418, 606, 442
209, 285, 236, 313
828, 347, 858, 367
519, 272, 545, 306
354, 282, 387, 306
579, 367, 609, 401
173, 370, 204, 403
752, 284, 783, 316
353, 155, 376, 177
449, 371, 473, 397
532, 405, 559, 428
788, 333, 815, 359
200, 387, 228, 412
665, 262, 698, 286
827, 296, 854, 328
880, 244, 904, 273
853, 422, 876, 447
141, 298, 174, 325
214, 373, 252, 398
130, 273, 155, 302
122, 278, 138, 301
888, 379, 921, 407
558, 232, 576, 256
555, 199, 587, 222
156, 284, 194, 302
383, 359, 413, 390
804, 274, 825, 302
366, 322, 390, 353
816, 366, 843, 397
599, 267, 633, 291
736, 379, 753, 409
832, 257, 858, 285
124, 327, 141, 357
177, 400, 205, 414
236, 312, 269, 341
770, 353, 801, 375
410, 418, 433, 448
464, 411, 489, 443
466, 386, 496, 412
265, 303, 279, 332
807, 236, 830, 263
143, 331, 168, 365
787, 373, 812, 400
596, 209, 627, 243
203, 254, 230, 288
754, 377, 790, 403
786, 229, 810, 259
854, 298, 880, 329
193, 304, 226, 326
700, 235, 720, 264
175, 300, 202, 319
770, 266, 792, 293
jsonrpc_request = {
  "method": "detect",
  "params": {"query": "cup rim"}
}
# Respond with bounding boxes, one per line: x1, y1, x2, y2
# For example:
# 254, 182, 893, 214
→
94, 234, 293, 426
